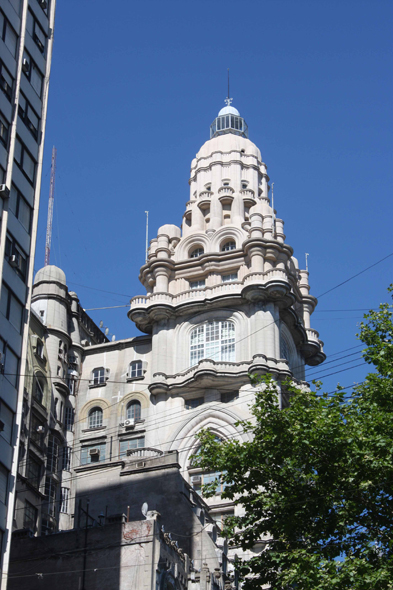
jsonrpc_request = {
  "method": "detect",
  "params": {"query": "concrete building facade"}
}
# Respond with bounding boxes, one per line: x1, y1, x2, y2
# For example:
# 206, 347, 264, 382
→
0, 0, 56, 585
9, 100, 325, 588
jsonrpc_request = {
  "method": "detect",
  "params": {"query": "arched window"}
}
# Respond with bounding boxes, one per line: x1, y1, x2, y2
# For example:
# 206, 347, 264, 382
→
88, 407, 103, 429
129, 360, 143, 378
221, 240, 236, 252
126, 400, 141, 421
190, 247, 204, 258
190, 320, 235, 365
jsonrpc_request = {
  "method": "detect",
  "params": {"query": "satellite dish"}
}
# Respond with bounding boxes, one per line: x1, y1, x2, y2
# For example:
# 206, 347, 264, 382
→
141, 502, 148, 518
105, 327, 109, 335
112, 335, 116, 342
99, 321, 103, 329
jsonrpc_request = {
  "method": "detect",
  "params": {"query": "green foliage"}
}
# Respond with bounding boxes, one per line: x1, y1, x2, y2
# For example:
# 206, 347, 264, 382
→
195, 289, 393, 589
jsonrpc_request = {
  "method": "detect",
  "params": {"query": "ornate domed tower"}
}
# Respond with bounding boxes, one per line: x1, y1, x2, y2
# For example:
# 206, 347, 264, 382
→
129, 100, 325, 476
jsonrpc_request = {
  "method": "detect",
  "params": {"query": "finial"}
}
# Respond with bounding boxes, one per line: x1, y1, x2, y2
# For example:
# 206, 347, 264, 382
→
225, 68, 233, 106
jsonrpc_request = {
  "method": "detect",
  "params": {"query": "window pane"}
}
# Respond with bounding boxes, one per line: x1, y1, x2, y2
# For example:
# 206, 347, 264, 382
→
126, 401, 141, 420
5, 23, 17, 57
26, 11, 34, 36
9, 185, 18, 215
18, 197, 31, 232
9, 0, 21, 15
5, 347, 18, 387
30, 65, 42, 96
0, 283, 9, 317
0, 402, 13, 444
9, 294, 23, 332
14, 138, 22, 164
0, 465, 8, 504
22, 149, 35, 181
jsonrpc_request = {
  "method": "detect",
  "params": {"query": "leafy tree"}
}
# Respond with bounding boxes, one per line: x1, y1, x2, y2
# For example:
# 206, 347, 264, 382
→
195, 289, 393, 589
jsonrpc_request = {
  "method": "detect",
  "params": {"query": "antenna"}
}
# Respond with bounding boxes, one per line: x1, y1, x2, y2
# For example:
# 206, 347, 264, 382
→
145, 211, 149, 263
224, 68, 233, 107
271, 182, 276, 238
305, 253, 309, 273
44, 146, 57, 266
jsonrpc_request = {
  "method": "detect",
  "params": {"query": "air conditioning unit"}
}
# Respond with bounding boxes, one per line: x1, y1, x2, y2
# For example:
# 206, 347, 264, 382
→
124, 419, 135, 428
22, 58, 30, 73
191, 475, 202, 485
89, 448, 100, 456
9, 254, 19, 268
0, 184, 10, 199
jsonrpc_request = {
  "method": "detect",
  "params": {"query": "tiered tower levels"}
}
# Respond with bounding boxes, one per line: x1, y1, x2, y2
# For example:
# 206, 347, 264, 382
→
129, 104, 325, 395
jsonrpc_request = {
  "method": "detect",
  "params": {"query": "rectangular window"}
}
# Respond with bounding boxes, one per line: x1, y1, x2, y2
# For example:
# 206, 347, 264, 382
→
67, 377, 75, 395
185, 397, 204, 410
81, 442, 106, 465
45, 476, 57, 516
129, 361, 143, 378
60, 487, 69, 513
14, 137, 36, 184
0, 11, 18, 57
9, 185, 32, 233
93, 367, 105, 385
30, 414, 45, 447
62, 446, 71, 471
5, 234, 28, 281
119, 436, 145, 458
190, 280, 205, 290
0, 464, 8, 504
26, 10, 46, 54
27, 456, 41, 489
47, 436, 59, 473
9, 0, 21, 15
22, 50, 43, 98
0, 283, 24, 333
0, 112, 9, 148
0, 60, 13, 101
0, 401, 13, 445
64, 407, 74, 431
24, 500, 38, 531
3, 344, 19, 388
18, 93, 40, 141
222, 273, 238, 283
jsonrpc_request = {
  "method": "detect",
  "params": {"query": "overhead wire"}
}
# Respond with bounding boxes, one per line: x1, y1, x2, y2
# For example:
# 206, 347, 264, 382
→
15, 377, 366, 507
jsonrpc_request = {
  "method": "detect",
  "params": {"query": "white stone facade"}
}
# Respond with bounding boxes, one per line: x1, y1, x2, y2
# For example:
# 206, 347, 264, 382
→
20, 103, 325, 583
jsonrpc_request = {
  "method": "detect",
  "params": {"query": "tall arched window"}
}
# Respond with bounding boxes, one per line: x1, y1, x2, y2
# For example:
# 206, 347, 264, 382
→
126, 400, 141, 421
88, 407, 103, 429
190, 320, 235, 365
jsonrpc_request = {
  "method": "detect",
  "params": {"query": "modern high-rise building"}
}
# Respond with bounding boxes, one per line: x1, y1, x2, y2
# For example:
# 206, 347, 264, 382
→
0, 1, 56, 586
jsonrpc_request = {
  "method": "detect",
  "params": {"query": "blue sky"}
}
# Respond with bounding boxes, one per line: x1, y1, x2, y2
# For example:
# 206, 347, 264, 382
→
36, 0, 393, 392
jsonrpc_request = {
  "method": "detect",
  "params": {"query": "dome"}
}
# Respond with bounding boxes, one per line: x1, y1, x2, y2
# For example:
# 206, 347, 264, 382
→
34, 265, 67, 286
218, 105, 240, 117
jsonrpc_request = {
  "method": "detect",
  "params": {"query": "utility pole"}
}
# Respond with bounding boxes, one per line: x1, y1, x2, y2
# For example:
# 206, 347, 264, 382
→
44, 146, 57, 266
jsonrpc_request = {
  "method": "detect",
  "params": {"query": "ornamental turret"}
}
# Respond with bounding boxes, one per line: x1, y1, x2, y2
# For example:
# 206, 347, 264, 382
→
129, 101, 325, 392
